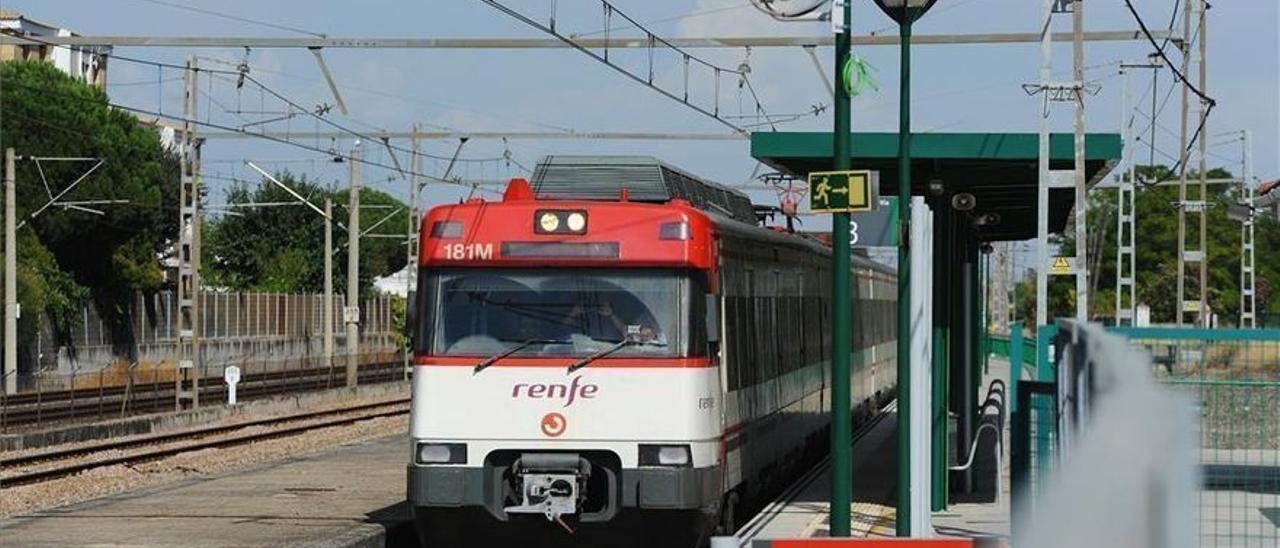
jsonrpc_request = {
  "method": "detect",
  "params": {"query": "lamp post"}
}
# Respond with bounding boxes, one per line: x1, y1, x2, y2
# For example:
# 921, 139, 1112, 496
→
829, 0, 854, 537
869, 0, 936, 538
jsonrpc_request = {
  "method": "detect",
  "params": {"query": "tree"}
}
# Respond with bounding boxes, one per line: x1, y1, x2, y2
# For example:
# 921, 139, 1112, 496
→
0, 60, 178, 364
203, 171, 409, 295
1055, 164, 1276, 326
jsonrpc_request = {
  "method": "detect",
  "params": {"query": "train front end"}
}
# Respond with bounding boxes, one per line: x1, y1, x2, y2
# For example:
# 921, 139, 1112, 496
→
408, 179, 723, 545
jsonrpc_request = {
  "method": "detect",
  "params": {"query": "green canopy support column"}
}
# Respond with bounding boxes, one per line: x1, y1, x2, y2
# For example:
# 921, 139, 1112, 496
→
970, 245, 983, 440
930, 197, 951, 510
951, 222, 976, 494
828, 0, 854, 537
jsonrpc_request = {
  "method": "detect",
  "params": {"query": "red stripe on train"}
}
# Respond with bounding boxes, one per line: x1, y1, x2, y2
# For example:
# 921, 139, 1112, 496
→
414, 356, 714, 368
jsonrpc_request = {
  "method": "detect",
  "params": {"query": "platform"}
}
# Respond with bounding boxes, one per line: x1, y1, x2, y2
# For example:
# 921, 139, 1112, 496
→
2, 357, 1015, 548
736, 358, 1012, 545
0, 435, 415, 548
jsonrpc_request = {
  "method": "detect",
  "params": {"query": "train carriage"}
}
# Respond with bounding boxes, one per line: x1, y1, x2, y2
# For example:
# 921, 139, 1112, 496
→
407, 156, 896, 547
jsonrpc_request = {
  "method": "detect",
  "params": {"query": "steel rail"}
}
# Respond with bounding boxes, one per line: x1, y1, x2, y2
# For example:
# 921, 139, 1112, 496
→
0, 404, 409, 486
0, 361, 404, 430
0, 398, 409, 468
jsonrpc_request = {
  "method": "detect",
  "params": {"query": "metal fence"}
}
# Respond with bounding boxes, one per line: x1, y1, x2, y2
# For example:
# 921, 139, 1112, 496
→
1010, 380, 1057, 527
1107, 326, 1280, 547
26, 291, 397, 371
1014, 322, 1279, 547
9, 291, 401, 395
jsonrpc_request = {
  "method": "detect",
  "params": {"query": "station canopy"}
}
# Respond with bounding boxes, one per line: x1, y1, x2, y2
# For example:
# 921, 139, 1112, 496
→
751, 132, 1122, 241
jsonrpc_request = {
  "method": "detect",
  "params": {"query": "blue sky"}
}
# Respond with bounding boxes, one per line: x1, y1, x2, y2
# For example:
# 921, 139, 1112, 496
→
10, 0, 1279, 222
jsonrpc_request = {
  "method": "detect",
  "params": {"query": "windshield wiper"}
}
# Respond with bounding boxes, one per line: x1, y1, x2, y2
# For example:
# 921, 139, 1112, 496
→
567, 338, 636, 374
474, 338, 566, 374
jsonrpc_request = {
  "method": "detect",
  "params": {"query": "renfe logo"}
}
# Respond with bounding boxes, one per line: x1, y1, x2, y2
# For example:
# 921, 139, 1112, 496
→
512, 376, 599, 407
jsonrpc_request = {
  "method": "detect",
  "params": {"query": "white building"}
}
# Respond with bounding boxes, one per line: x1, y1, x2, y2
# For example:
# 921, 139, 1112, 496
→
0, 10, 109, 87
373, 266, 414, 298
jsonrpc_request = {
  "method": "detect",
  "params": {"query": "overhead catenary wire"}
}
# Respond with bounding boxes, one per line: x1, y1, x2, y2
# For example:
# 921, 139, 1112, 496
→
1129, 13, 1202, 166
129, 0, 328, 38
1122, 0, 1217, 188
571, 2, 750, 38
1122, 0, 1214, 108
14, 34, 506, 166
478, 0, 778, 134
5, 79, 496, 194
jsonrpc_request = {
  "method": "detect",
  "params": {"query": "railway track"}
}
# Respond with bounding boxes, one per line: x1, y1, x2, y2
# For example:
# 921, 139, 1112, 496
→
0, 360, 406, 430
0, 399, 410, 487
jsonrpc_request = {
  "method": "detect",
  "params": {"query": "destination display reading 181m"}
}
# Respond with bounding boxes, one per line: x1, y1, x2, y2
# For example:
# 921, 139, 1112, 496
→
808, 170, 877, 213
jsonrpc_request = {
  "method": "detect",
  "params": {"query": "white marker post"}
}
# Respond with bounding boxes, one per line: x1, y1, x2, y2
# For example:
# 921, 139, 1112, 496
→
224, 365, 241, 406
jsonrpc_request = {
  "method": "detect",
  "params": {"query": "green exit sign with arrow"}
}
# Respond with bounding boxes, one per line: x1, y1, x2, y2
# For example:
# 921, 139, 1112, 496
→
808, 170, 877, 213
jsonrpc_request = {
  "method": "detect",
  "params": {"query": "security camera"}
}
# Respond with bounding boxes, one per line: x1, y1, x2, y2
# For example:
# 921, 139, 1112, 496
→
951, 192, 976, 211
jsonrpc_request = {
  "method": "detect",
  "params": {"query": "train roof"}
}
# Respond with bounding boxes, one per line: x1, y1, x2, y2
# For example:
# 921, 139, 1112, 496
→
529, 155, 893, 278
531, 155, 758, 225
707, 209, 896, 278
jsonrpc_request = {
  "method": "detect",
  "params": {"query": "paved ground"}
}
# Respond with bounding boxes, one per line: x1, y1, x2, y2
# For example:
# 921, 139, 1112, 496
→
738, 358, 1011, 544
0, 357, 1021, 547
736, 407, 900, 542
932, 357, 1010, 540
0, 435, 416, 548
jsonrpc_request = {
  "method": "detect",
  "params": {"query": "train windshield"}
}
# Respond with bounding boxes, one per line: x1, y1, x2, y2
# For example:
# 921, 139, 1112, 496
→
421, 269, 696, 358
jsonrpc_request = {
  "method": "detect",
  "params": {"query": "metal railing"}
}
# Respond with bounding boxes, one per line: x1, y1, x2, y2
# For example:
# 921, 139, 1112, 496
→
952, 379, 1006, 504
1014, 321, 1278, 547
1106, 326, 1280, 547
21, 290, 399, 374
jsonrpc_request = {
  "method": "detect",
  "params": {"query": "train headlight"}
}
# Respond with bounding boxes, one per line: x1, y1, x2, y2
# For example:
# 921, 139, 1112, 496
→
538, 212, 561, 233
638, 444, 692, 467
416, 442, 466, 465
534, 209, 588, 234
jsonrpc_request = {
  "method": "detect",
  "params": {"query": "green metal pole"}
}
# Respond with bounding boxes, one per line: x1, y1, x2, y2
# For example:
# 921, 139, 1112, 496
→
830, 0, 853, 537
930, 203, 948, 512
970, 251, 982, 437
982, 250, 990, 375
894, 19, 913, 538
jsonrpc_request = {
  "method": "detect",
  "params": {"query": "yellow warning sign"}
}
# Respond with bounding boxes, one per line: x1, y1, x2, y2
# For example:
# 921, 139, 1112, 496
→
1182, 300, 1201, 313
1050, 256, 1073, 275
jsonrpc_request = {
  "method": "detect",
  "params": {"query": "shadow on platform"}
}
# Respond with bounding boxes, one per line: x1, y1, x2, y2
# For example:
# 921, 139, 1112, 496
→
364, 500, 419, 547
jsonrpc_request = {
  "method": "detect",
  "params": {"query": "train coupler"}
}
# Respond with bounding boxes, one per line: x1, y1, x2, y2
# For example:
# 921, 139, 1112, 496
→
503, 453, 591, 523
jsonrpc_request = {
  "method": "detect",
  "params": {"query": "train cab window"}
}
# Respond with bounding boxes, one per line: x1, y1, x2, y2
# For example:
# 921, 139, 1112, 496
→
419, 268, 696, 358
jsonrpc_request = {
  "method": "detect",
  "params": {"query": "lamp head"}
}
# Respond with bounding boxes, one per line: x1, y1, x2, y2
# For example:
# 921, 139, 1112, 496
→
870, 0, 938, 25
951, 192, 976, 211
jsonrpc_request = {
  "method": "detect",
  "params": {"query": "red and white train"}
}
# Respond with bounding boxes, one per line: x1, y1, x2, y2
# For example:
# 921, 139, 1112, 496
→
407, 157, 897, 547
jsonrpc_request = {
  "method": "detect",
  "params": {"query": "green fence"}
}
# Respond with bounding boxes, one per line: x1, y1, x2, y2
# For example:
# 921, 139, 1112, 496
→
987, 326, 1036, 370
1012, 324, 1280, 546
1106, 326, 1280, 547
1010, 379, 1057, 542
1008, 321, 1059, 543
